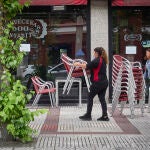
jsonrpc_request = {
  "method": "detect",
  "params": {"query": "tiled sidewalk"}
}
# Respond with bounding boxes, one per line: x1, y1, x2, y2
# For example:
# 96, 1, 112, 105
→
0, 104, 150, 150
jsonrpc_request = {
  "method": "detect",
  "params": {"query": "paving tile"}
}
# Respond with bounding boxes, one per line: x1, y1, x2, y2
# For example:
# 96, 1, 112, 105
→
0, 148, 13, 150
1, 104, 150, 149
58, 105, 124, 134
14, 148, 34, 150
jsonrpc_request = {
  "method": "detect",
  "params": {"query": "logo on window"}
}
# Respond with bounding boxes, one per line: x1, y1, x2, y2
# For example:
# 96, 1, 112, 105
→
10, 19, 47, 39
124, 34, 142, 41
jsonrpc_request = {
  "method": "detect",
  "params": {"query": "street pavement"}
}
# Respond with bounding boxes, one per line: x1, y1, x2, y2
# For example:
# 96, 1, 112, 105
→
0, 103, 150, 150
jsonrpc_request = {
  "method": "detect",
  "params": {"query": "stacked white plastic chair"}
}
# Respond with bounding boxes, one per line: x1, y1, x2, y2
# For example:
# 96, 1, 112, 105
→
112, 55, 145, 118
61, 54, 91, 94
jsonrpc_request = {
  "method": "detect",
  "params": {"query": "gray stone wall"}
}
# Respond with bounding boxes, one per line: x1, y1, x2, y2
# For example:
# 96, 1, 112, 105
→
91, 0, 108, 58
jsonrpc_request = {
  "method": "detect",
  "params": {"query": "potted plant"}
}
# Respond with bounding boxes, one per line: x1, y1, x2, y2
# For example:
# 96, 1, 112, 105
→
0, 0, 47, 143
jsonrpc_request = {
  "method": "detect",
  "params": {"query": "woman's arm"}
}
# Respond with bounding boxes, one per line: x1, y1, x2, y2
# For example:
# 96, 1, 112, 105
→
74, 58, 99, 70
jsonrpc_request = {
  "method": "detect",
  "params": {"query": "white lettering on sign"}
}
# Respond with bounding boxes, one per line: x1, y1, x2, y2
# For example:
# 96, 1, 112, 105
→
142, 40, 150, 48
10, 19, 47, 39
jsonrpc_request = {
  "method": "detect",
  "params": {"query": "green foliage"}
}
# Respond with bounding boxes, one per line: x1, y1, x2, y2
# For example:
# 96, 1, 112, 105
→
0, 0, 48, 143
0, 22, 25, 69
0, 69, 47, 143
1, 0, 30, 20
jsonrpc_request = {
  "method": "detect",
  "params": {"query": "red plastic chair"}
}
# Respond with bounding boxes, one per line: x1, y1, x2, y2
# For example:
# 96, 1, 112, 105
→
31, 76, 56, 107
61, 54, 90, 94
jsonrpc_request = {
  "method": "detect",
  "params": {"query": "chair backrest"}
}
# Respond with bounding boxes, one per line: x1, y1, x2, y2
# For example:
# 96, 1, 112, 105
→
61, 54, 73, 73
31, 77, 40, 93
113, 55, 123, 68
113, 55, 122, 62
35, 76, 44, 85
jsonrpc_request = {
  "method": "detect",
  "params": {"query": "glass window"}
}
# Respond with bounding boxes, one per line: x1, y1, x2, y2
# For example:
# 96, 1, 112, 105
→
112, 9, 150, 66
12, 6, 87, 88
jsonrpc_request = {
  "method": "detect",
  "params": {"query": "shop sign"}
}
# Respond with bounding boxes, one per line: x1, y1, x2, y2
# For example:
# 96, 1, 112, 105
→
124, 34, 142, 41
52, 6, 66, 11
125, 46, 137, 54
10, 19, 47, 39
142, 41, 150, 48
20, 44, 30, 52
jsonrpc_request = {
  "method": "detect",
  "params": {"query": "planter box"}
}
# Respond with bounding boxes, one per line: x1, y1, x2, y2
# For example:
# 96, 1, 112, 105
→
0, 122, 13, 140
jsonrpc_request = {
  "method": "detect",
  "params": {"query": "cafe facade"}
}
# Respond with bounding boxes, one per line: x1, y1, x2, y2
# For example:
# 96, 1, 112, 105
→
15, 0, 150, 100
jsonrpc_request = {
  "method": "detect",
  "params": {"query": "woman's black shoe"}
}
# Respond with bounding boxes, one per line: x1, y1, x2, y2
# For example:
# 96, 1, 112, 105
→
79, 114, 92, 121
97, 116, 109, 121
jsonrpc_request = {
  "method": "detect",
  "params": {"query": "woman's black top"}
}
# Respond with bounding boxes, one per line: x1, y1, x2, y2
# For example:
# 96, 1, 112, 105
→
86, 57, 108, 84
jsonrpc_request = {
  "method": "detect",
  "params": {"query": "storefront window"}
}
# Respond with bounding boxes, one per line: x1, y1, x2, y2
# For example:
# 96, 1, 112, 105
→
13, 6, 87, 87
112, 9, 150, 65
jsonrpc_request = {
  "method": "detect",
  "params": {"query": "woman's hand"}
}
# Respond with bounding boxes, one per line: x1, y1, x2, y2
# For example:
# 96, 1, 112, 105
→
73, 62, 86, 69
73, 62, 81, 66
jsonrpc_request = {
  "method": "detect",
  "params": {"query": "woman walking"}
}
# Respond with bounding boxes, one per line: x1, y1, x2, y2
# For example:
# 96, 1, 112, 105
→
74, 47, 109, 121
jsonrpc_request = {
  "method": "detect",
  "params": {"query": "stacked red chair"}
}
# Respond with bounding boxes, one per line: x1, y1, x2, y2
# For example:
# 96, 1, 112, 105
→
131, 62, 145, 110
112, 55, 145, 118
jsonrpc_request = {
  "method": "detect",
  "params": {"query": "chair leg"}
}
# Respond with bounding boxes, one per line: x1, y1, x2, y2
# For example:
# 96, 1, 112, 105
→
32, 94, 41, 106
120, 101, 126, 115
52, 92, 56, 106
129, 97, 135, 119
62, 74, 72, 94
32, 94, 39, 105
63, 67, 74, 94
111, 92, 120, 116
83, 69, 90, 92
139, 99, 144, 116
66, 78, 74, 95
50, 92, 56, 106
62, 76, 70, 94
48, 92, 53, 107
111, 98, 119, 116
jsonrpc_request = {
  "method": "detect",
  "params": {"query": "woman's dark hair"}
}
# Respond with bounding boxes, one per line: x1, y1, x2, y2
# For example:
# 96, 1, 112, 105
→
146, 48, 150, 52
94, 47, 109, 64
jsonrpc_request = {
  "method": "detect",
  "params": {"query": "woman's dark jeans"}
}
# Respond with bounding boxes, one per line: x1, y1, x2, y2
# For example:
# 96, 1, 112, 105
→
86, 81, 108, 117
145, 78, 150, 103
